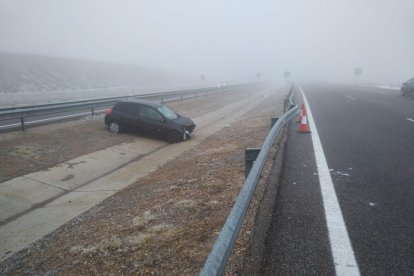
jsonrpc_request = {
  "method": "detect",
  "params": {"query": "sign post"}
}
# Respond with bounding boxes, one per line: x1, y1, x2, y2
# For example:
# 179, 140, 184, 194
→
354, 68, 362, 85
284, 71, 291, 86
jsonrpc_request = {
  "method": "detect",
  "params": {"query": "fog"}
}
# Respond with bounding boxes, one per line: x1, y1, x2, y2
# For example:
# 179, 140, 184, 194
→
1, 0, 413, 85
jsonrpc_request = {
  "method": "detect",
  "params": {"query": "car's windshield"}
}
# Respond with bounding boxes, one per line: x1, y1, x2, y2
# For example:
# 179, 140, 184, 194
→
156, 105, 178, 120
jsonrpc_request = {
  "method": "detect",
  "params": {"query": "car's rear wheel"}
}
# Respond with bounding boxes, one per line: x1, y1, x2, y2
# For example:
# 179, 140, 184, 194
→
108, 121, 121, 134
167, 131, 181, 143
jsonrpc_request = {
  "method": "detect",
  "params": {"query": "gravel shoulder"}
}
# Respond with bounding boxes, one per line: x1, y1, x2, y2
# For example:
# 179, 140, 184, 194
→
1, 86, 288, 275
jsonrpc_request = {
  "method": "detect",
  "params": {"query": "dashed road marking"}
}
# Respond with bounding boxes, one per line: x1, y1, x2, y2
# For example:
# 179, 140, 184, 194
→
406, 118, 414, 123
298, 85, 361, 276
345, 95, 356, 100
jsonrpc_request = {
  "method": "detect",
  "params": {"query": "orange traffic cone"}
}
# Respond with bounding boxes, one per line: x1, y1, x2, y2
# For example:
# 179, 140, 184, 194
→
297, 104, 305, 123
298, 114, 311, 133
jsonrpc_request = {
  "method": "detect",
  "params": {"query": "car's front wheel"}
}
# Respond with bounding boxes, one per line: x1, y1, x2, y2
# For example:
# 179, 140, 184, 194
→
108, 121, 121, 134
167, 131, 181, 143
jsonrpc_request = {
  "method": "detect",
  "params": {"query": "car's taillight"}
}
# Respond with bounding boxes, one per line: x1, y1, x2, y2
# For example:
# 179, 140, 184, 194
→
106, 108, 112, 115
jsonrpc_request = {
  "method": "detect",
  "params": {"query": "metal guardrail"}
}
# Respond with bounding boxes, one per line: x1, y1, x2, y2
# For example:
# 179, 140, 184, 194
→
200, 86, 300, 276
0, 84, 250, 132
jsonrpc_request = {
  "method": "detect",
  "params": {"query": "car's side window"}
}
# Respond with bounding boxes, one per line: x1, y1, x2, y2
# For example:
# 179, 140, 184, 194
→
123, 103, 140, 116
113, 103, 123, 111
140, 106, 162, 121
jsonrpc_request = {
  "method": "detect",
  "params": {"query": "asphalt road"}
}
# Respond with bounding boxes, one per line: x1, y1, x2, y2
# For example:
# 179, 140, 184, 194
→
262, 84, 414, 275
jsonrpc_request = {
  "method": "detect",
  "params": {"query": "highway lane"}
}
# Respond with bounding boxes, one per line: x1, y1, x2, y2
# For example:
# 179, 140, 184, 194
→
262, 83, 414, 275
305, 84, 414, 275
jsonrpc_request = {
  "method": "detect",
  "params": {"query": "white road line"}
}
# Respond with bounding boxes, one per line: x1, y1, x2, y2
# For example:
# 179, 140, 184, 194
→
298, 85, 360, 276
345, 95, 356, 100
406, 118, 414, 123
352, 87, 391, 95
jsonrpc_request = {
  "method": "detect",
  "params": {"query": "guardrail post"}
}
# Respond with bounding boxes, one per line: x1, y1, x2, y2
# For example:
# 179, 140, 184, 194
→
20, 117, 25, 131
284, 99, 288, 112
271, 117, 279, 127
161, 97, 164, 104
245, 148, 261, 179
181, 94, 183, 101
91, 107, 95, 117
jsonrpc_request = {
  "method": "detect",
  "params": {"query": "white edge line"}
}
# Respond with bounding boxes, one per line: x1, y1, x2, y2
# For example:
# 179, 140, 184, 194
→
406, 118, 414, 123
298, 85, 361, 276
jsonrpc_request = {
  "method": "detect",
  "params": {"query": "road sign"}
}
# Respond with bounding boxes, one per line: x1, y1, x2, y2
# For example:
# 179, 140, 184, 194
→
284, 71, 291, 78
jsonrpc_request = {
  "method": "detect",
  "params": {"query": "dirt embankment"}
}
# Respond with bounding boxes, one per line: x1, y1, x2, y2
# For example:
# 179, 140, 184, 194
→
1, 87, 287, 275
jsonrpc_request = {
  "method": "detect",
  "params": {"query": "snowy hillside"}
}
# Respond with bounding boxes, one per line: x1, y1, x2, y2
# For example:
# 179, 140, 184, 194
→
0, 51, 187, 93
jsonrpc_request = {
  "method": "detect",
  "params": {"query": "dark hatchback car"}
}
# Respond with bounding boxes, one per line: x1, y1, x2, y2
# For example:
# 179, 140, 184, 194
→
401, 77, 414, 97
105, 99, 196, 143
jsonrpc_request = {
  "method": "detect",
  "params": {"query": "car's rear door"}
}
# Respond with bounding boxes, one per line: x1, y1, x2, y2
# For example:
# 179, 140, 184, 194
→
117, 102, 142, 130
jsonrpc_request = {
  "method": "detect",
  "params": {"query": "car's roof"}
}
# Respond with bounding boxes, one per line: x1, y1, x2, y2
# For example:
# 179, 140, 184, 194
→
117, 98, 162, 108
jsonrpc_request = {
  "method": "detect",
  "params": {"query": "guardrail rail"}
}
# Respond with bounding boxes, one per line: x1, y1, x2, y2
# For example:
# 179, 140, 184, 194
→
0, 84, 252, 132
200, 85, 299, 275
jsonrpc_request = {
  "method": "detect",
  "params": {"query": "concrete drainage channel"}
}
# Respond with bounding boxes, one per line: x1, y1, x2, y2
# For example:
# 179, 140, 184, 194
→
200, 87, 299, 275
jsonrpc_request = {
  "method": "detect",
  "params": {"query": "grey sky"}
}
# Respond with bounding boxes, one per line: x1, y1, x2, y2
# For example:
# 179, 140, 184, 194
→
1, 0, 413, 83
